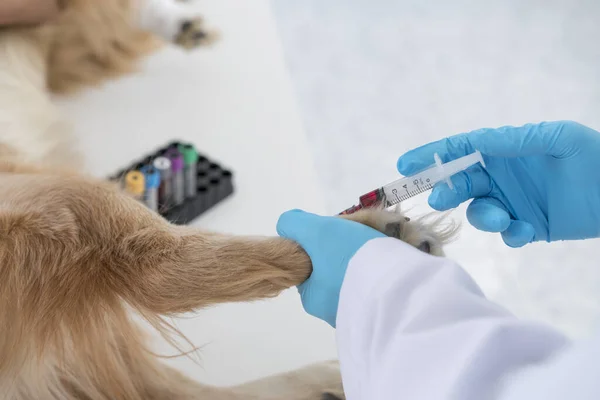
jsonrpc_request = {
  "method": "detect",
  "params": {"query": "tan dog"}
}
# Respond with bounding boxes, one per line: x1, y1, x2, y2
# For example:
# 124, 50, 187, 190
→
0, 1, 456, 398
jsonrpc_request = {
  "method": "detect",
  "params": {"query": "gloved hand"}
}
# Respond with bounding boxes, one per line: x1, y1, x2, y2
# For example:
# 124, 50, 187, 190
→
397, 120, 600, 247
276, 209, 386, 327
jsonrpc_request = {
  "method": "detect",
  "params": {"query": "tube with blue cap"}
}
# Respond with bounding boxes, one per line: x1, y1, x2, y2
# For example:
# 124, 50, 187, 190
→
140, 165, 161, 213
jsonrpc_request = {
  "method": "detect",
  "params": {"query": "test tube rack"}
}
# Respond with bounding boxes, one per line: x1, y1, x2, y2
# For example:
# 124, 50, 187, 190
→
108, 141, 234, 225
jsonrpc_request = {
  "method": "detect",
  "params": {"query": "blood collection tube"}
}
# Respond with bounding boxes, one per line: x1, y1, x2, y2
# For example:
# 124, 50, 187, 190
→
124, 171, 145, 201
179, 143, 198, 199
140, 165, 160, 212
166, 148, 185, 207
152, 156, 173, 210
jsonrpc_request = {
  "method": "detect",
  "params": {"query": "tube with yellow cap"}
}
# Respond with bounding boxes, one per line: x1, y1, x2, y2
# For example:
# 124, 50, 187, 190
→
124, 170, 145, 201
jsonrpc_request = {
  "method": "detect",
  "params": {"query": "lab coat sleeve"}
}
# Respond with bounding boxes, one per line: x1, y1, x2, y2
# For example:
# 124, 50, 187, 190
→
335, 237, 600, 400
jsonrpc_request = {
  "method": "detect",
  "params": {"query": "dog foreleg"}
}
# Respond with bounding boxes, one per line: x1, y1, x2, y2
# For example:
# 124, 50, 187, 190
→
134, 0, 218, 49
112, 223, 312, 315
141, 360, 344, 400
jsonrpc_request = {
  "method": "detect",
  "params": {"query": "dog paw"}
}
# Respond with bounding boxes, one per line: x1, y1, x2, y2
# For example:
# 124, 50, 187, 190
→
174, 18, 219, 49
301, 360, 345, 400
321, 393, 344, 400
340, 206, 458, 256
233, 359, 345, 399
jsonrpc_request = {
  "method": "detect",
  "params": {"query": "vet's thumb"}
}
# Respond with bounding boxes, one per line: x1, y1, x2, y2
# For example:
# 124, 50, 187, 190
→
276, 209, 324, 247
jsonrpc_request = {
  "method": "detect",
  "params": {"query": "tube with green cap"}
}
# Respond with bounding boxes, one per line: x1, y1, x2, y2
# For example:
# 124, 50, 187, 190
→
179, 143, 199, 199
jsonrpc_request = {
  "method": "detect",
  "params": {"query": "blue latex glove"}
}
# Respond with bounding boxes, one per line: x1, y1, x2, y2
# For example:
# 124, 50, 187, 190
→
276, 209, 386, 327
397, 121, 600, 247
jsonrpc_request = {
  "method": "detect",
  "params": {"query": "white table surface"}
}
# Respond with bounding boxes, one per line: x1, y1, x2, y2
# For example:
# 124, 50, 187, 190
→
54, 0, 336, 387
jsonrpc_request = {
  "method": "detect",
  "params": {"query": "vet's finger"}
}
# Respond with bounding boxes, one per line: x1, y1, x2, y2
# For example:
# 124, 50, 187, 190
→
466, 197, 512, 232
397, 121, 578, 177
397, 135, 477, 177
463, 121, 587, 158
301, 285, 338, 328
426, 169, 493, 211
501, 220, 536, 248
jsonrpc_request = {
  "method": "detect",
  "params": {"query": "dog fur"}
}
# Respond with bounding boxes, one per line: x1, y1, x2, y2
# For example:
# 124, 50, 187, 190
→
0, 1, 457, 398
47, 0, 217, 94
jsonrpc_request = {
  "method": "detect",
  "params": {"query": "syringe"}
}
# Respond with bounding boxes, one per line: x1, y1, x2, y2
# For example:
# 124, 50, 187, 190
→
339, 150, 486, 215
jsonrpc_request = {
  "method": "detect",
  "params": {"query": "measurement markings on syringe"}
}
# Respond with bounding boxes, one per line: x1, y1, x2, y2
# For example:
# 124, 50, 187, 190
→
338, 151, 485, 215
385, 180, 434, 206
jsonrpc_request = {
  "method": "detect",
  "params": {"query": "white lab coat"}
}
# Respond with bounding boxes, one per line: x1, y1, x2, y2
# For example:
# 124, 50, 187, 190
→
336, 237, 600, 399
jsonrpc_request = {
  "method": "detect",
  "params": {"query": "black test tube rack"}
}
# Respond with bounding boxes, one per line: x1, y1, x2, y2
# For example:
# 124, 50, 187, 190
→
108, 141, 234, 225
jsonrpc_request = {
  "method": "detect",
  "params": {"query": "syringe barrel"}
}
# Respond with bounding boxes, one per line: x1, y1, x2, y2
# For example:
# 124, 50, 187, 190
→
359, 188, 385, 208
409, 164, 446, 186
411, 151, 485, 187
342, 150, 486, 214
441, 150, 485, 174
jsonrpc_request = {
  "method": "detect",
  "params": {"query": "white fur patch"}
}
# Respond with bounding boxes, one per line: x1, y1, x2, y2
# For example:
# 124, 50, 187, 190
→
134, 0, 194, 41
